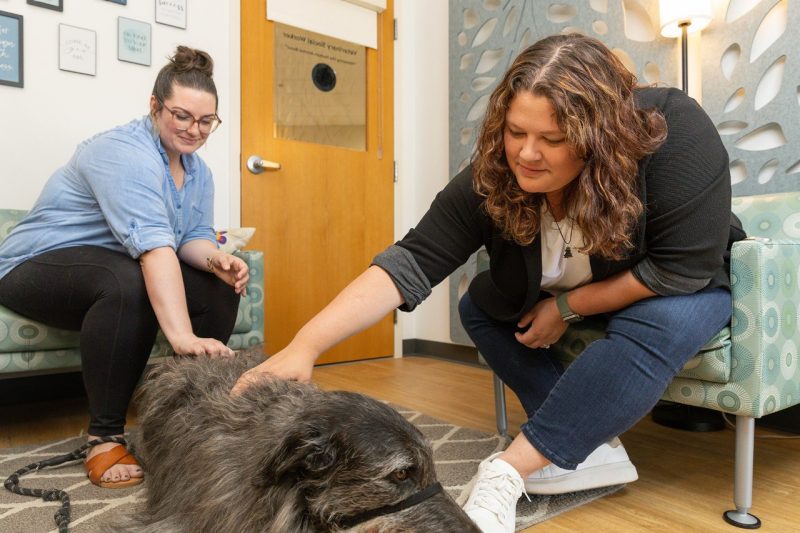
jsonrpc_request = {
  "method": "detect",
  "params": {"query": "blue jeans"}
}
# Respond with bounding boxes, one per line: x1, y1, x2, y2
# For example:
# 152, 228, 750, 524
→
458, 287, 731, 469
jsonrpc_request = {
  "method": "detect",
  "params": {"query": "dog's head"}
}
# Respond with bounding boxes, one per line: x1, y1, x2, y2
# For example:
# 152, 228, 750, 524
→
255, 388, 479, 532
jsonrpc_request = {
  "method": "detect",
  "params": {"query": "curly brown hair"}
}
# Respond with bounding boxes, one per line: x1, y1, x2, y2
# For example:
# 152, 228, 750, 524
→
473, 33, 667, 260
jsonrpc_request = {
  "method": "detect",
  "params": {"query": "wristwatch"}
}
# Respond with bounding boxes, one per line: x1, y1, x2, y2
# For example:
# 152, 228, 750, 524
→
556, 292, 583, 323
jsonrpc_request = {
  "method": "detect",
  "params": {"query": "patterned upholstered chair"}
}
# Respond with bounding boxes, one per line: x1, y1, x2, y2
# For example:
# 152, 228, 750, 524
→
0, 209, 264, 378
490, 191, 800, 528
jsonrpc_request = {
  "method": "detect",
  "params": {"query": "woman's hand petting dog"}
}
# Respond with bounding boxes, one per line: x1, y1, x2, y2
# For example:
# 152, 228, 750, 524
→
231, 346, 316, 395
172, 334, 235, 358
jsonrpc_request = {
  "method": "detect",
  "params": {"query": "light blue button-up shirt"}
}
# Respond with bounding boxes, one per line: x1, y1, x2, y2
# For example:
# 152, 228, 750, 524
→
0, 116, 217, 280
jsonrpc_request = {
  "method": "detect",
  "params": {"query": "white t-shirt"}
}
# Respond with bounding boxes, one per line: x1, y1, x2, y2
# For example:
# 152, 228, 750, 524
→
539, 205, 592, 294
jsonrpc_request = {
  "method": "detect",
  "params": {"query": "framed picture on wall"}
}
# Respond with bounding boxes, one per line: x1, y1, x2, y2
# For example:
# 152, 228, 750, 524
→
104, 0, 128, 5
117, 17, 151, 66
27, 0, 64, 11
59, 24, 97, 76
0, 10, 23, 88
155, 0, 187, 29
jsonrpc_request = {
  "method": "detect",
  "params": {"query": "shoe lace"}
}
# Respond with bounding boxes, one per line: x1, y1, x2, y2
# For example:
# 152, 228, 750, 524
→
467, 468, 528, 521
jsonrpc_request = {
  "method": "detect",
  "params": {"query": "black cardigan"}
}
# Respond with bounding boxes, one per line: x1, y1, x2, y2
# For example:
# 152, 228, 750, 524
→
376, 87, 744, 323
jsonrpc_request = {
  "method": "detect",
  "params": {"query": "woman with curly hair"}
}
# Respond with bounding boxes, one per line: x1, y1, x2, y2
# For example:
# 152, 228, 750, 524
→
0, 46, 248, 490
233, 34, 741, 531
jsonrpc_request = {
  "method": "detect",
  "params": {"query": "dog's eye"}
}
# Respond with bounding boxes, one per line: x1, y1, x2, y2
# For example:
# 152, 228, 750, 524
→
392, 469, 409, 481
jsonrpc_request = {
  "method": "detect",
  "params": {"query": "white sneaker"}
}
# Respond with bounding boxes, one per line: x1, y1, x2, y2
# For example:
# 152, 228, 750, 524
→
524, 437, 638, 495
462, 452, 526, 533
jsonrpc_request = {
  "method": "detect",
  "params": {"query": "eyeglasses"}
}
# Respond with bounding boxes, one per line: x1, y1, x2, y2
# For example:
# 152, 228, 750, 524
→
158, 99, 222, 134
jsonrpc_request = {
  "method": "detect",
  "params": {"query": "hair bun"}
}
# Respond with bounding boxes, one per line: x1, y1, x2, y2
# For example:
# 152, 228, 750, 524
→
170, 45, 214, 77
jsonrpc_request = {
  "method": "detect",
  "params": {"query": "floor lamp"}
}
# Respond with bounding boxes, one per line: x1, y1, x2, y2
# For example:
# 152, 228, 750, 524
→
652, 1, 720, 432
658, 0, 713, 92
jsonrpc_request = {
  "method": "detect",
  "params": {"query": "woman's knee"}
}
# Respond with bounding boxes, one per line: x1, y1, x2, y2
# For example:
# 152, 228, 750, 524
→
91, 270, 158, 335
216, 282, 241, 317
198, 273, 240, 313
98, 263, 149, 307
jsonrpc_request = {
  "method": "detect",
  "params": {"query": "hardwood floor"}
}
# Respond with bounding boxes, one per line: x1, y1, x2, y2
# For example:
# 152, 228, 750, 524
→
2, 356, 798, 532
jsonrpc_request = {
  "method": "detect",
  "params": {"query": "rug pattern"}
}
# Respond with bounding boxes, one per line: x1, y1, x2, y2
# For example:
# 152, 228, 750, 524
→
0, 405, 621, 532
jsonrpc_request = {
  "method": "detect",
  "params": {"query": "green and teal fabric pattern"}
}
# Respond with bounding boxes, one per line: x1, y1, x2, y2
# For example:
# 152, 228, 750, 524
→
0, 210, 265, 377
664, 235, 799, 416
731, 193, 800, 240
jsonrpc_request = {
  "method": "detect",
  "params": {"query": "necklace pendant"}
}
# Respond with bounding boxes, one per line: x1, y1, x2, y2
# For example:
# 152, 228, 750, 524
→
563, 246, 573, 258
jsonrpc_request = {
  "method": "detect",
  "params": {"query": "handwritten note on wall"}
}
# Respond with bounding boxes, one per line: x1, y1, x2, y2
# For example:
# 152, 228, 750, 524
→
155, 0, 187, 29
118, 17, 151, 66
59, 24, 96, 76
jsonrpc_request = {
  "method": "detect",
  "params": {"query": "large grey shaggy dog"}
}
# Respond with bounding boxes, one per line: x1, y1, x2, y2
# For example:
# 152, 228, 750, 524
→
128, 348, 480, 532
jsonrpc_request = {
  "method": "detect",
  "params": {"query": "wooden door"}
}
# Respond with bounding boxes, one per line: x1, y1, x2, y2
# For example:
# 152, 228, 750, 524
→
241, 0, 394, 364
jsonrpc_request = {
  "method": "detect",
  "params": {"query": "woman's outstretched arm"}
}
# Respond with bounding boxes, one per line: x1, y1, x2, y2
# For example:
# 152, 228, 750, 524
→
231, 265, 403, 393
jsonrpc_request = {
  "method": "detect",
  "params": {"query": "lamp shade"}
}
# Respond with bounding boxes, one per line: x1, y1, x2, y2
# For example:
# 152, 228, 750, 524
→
659, 0, 713, 38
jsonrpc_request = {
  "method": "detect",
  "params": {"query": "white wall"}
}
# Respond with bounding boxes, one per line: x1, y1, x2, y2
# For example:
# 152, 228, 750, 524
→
0, 0, 240, 229
393, 1, 452, 351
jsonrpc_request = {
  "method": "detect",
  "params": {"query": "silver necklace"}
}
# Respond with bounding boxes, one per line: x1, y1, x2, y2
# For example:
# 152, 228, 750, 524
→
546, 199, 574, 258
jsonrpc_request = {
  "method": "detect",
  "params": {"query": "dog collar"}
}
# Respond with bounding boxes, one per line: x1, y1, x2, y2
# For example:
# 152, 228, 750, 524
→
336, 482, 443, 529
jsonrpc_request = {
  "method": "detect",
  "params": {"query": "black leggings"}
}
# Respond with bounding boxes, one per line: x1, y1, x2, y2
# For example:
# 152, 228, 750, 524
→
0, 246, 240, 436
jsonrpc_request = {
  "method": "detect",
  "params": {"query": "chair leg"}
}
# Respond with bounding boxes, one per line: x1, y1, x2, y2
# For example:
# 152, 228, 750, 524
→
722, 415, 761, 529
493, 373, 508, 437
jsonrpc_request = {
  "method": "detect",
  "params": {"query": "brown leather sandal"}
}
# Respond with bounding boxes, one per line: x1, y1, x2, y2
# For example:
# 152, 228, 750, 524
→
84, 443, 144, 489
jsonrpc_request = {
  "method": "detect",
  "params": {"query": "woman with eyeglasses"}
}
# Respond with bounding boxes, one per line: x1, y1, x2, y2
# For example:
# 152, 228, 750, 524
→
0, 46, 248, 489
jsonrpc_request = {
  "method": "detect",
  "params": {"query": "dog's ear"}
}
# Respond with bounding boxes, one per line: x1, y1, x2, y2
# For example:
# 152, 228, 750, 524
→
257, 424, 338, 487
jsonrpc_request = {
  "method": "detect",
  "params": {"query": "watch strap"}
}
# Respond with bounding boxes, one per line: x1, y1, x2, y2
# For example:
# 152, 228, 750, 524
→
556, 292, 583, 323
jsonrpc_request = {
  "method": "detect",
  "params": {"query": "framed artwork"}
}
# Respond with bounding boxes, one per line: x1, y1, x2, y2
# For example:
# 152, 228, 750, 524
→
59, 24, 96, 76
27, 0, 64, 11
117, 17, 151, 66
0, 10, 23, 88
155, 0, 187, 29
104, 0, 127, 5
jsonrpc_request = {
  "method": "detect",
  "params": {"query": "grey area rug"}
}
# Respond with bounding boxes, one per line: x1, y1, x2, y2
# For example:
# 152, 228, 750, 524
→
0, 405, 622, 532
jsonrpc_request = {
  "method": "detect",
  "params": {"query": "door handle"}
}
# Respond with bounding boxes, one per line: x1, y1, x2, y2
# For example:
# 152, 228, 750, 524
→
247, 155, 281, 174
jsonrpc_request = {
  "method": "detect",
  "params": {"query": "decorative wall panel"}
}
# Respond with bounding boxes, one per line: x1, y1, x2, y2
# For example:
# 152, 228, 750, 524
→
701, 0, 800, 195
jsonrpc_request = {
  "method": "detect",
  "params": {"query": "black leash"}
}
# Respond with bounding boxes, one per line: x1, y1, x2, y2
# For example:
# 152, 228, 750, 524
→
336, 481, 444, 530
3, 435, 129, 533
